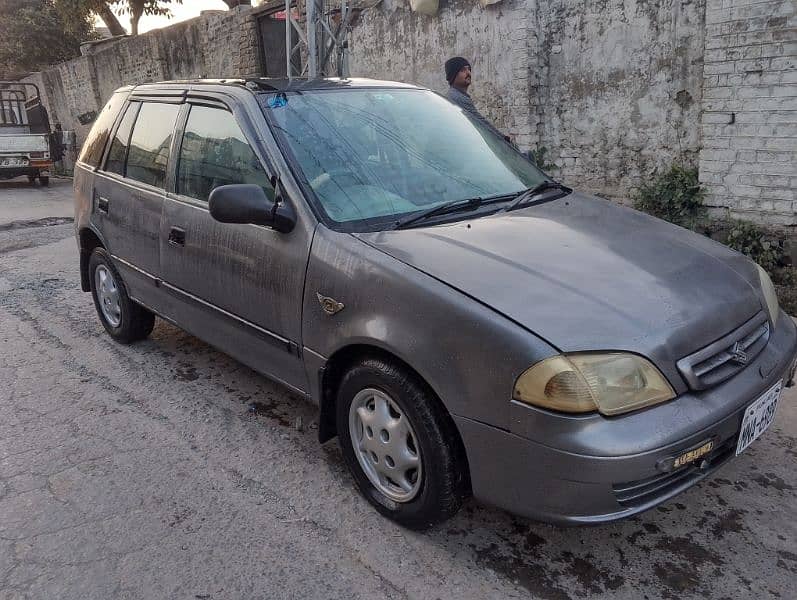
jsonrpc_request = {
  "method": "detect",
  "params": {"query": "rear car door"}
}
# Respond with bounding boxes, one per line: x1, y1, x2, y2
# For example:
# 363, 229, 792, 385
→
93, 98, 181, 303
159, 96, 312, 393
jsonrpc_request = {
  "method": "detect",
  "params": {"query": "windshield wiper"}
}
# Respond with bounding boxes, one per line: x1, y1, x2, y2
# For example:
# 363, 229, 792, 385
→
502, 181, 572, 213
393, 196, 484, 230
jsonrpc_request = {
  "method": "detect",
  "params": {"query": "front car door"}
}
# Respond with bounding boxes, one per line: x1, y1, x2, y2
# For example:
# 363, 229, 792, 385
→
92, 98, 181, 304
159, 95, 312, 393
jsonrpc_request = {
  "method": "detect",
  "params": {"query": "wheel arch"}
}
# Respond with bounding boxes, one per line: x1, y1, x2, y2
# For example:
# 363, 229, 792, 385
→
317, 344, 471, 491
319, 344, 409, 442
78, 227, 106, 292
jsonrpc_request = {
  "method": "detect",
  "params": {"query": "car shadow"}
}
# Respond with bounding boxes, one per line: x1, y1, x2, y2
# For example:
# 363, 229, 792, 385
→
0, 179, 36, 189
115, 319, 794, 600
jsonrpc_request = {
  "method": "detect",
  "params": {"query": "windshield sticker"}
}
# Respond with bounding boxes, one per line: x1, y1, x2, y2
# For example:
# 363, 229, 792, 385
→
268, 93, 288, 109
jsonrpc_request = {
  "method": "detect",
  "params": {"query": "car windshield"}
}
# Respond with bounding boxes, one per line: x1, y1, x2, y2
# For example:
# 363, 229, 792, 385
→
261, 87, 547, 230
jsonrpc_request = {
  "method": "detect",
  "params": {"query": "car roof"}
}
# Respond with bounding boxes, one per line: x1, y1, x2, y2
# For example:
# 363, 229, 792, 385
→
128, 77, 424, 95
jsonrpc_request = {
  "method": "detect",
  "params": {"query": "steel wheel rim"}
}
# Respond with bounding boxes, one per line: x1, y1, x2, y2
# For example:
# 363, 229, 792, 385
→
95, 265, 122, 327
349, 388, 422, 503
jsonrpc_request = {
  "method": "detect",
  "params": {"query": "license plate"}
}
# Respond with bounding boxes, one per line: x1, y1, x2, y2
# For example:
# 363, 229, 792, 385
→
736, 380, 782, 455
1, 157, 27, 167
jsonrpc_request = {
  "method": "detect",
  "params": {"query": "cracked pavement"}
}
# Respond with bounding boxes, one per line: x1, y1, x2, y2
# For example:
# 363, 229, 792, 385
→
1, 178, 795, 599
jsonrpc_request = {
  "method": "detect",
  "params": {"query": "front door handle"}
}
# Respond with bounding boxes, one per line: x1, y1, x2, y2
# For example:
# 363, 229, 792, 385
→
168, 226, 186, 247
97, 196, 109, 213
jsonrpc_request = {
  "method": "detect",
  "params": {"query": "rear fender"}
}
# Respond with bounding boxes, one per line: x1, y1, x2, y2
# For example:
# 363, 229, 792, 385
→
78, 226, 109, 292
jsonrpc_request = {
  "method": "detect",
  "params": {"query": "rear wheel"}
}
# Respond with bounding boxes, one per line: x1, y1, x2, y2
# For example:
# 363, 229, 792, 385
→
39, 176, 49, 187
88, 248, 155, 343
336, 357, 468, 529
27, 175, 36, 186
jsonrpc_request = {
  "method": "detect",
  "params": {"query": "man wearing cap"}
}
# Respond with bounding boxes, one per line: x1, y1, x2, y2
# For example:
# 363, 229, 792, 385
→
445, 56, 509, 141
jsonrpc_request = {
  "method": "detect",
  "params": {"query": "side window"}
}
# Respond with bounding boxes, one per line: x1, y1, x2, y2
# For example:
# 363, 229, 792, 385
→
126, 102, 180, 189
104, 102, 139, 176
78, 91, 127, 167
177, 105, 273, 202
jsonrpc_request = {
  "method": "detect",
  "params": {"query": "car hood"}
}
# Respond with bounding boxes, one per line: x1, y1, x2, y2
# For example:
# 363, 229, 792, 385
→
355, 193, 764, 390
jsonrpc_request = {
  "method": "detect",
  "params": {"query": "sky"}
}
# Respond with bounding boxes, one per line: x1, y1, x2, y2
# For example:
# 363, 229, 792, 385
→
96, 1, 258, 35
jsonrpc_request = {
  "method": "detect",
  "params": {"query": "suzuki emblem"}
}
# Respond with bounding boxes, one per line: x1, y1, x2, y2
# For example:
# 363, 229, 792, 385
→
729, 342, 748, 365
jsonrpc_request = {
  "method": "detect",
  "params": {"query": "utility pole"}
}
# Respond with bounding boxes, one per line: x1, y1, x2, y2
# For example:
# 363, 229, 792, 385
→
307, 0, 318, 77
284, 0, 358, 80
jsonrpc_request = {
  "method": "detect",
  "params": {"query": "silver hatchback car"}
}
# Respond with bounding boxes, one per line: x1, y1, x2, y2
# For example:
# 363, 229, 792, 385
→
74, 78, 797, 528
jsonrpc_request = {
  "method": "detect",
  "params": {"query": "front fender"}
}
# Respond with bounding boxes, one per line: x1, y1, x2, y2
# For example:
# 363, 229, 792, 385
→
301, 225, 557, 430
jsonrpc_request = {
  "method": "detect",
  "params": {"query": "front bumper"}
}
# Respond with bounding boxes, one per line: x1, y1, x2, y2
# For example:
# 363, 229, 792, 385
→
456, 312, 797, 524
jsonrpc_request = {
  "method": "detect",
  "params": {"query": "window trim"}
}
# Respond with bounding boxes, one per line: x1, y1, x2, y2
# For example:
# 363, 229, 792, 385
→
164, 102, 190, 196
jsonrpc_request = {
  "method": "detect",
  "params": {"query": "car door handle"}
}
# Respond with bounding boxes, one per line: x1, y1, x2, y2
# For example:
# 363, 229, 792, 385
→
97, 196, 109, 213
168, 226, 186, 247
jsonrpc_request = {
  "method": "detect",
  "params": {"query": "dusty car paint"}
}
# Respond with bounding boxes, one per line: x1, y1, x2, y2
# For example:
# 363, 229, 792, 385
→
355, 193, 766, 394
301, 223, 553, 430
74, 78, 797, 524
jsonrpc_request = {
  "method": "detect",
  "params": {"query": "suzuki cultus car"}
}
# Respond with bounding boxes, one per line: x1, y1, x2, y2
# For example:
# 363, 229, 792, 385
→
74, 78, 797, 528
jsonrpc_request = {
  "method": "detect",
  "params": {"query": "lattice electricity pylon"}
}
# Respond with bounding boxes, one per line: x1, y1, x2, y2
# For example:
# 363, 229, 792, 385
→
285, 0, 361, 79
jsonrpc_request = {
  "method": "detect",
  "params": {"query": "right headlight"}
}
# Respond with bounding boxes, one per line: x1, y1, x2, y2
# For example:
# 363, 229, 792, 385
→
513, 352, 676, 416
756, 264, 779, 325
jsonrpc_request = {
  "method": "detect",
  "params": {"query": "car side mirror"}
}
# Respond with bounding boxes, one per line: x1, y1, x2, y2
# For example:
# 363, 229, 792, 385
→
209, 184, 296, 233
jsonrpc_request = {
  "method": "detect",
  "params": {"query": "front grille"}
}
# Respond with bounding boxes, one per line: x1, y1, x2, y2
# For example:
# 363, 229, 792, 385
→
677, 312, 769, 391
612, 437, 736, 508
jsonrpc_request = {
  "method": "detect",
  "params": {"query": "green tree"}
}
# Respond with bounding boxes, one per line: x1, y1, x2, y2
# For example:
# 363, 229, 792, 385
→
56, 0, 184, 38
113, 0, 183, 35
56, 0, 127, 37
0, 0, 95, 77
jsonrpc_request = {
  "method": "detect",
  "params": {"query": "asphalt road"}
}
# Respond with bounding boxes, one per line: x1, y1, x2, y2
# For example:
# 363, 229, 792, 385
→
1, 178, 795, 600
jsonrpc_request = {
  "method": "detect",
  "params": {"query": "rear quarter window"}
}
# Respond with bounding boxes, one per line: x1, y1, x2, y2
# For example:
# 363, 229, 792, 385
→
78, 91, 128, 168
104, 102, 139, 176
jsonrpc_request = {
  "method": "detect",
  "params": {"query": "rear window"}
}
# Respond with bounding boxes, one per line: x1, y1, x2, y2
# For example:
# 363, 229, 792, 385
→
78, 91, 127, 167
125, 102, 180, 188
0, 91, 26, 126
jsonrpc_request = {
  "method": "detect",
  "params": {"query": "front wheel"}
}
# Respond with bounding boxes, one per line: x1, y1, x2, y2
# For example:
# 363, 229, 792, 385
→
88, 248, 155, 343
336, 358, 469, 529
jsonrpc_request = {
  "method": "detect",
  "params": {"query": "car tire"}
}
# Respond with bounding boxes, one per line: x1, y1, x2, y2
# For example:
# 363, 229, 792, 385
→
88, 248, 155, 343
336, 357, 469, 529
27, 175, 36, 186
39, 176, 49, 187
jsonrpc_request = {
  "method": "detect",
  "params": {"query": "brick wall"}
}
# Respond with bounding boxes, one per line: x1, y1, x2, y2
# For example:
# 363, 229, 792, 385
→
348, 0, 536, 144
699, 0, 797, 226
534, 0, 707, 203
350, 0, 708, 204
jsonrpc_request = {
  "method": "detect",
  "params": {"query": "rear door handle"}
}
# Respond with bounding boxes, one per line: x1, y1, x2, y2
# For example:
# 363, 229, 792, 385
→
97, 196, 109, 213
168, 226, 186, 247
